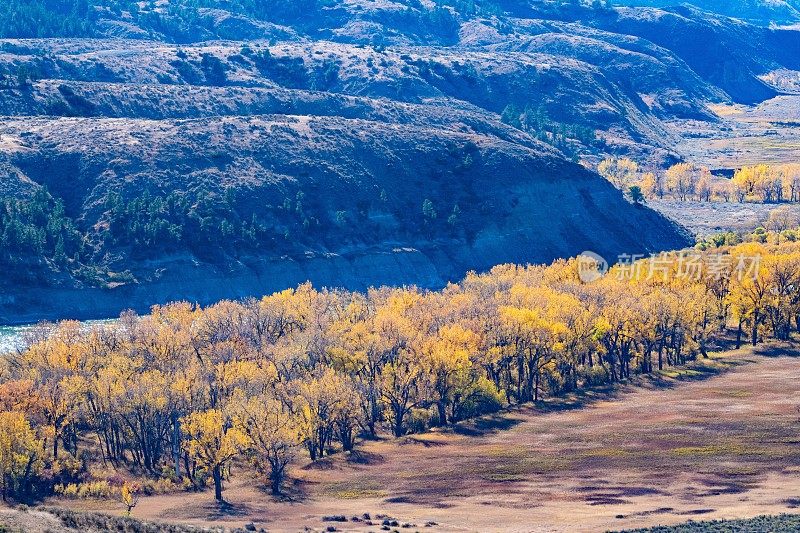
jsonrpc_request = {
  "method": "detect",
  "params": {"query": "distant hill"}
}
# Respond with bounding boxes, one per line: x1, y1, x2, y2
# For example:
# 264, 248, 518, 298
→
609, 0, 800, 25
3, 0, 798, 321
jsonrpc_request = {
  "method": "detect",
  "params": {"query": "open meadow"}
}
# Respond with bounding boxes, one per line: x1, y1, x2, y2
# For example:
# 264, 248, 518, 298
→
671, 96, 800, 170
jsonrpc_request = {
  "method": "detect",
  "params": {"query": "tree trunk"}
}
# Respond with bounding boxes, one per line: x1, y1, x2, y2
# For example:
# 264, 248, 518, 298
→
20, 454, 36, 500
699, 343, 709, 358
393, 408, 405, 437
183, 453, 192, 483
338, 422, 354, 452
172, 415, 181, 478
436, 401, 447, 426
212, 464, 223, 502
270, 468, 283, 495
316, 427, 327, 458
367, 394, 378, 438
736, 320, 743, 349
307, 441, 317, 461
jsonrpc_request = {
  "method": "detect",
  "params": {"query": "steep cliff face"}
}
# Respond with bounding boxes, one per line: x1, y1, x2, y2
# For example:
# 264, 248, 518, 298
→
0, 109, 689, 321
0, 163, 688, 324
4, 0, 794, 321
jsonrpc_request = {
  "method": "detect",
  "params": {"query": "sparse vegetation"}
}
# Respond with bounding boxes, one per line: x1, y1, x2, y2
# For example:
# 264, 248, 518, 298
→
10, 505, 222, 532
502, 103, 600, 157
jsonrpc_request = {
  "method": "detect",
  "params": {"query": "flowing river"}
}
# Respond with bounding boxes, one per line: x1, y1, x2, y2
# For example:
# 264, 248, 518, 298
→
0, 324, 36, 353
0, 320, 114, 353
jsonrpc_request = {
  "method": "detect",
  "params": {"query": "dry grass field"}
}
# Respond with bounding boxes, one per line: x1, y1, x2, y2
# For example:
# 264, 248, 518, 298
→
7, 341, 794, 533
648, 200, 800, 236
672, 96, 800, 169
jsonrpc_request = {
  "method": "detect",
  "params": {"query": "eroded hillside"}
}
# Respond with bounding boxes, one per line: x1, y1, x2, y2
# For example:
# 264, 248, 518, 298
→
4, 0, 799, 321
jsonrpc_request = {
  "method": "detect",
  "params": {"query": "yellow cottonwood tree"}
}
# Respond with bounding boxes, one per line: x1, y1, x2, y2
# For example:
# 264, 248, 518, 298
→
598, 158, 639, 189
181, 409, 247, 502
293, 368, 357, 459
379, 349, 423, 437
420, 325, 477, 426
232, 393, 299, 495
0, 411, 43, 502
665, 163, 698, 201
727, 243, 770, 347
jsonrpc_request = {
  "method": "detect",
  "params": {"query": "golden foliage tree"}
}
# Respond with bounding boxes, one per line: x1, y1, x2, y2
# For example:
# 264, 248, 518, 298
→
181, 409, 247, 502
0, 411, 43, 501
598, 158, 639, 189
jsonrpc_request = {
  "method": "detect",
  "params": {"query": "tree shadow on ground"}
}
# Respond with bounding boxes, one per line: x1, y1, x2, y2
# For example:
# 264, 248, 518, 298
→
262, 477, 312, 504
636, 357, 750, 390
346, 450, 386, 465
300, 457, 336, 470
752, 340, 800, 358
204, 500, 253, 519
450, 413, 524, 437
442, 339, 800, 438
397, 435, 449, 447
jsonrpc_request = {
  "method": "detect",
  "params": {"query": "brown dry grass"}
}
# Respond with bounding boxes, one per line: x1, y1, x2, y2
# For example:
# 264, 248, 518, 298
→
673, 96, 800, 169
26, 342, 800, 532
648, 200, 800, 236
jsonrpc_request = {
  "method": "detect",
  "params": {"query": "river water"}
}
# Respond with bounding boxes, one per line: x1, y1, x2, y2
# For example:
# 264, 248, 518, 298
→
0, 324, 34, 353
0, 320, 114, 353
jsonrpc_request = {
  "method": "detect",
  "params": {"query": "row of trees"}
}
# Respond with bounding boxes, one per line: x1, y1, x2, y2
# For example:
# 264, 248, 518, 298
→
0, 0, 318, 40
3, 174, 481, 287
102, 186, 471, 263
598, 158, 800, 204
730, 164, 800, 203
2, 239, 800, 502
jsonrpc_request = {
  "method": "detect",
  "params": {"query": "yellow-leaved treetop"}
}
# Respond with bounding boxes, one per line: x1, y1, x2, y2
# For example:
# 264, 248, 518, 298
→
181, 408, 247, 502
0, 411, 43, 502
598, 157, 639, 189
